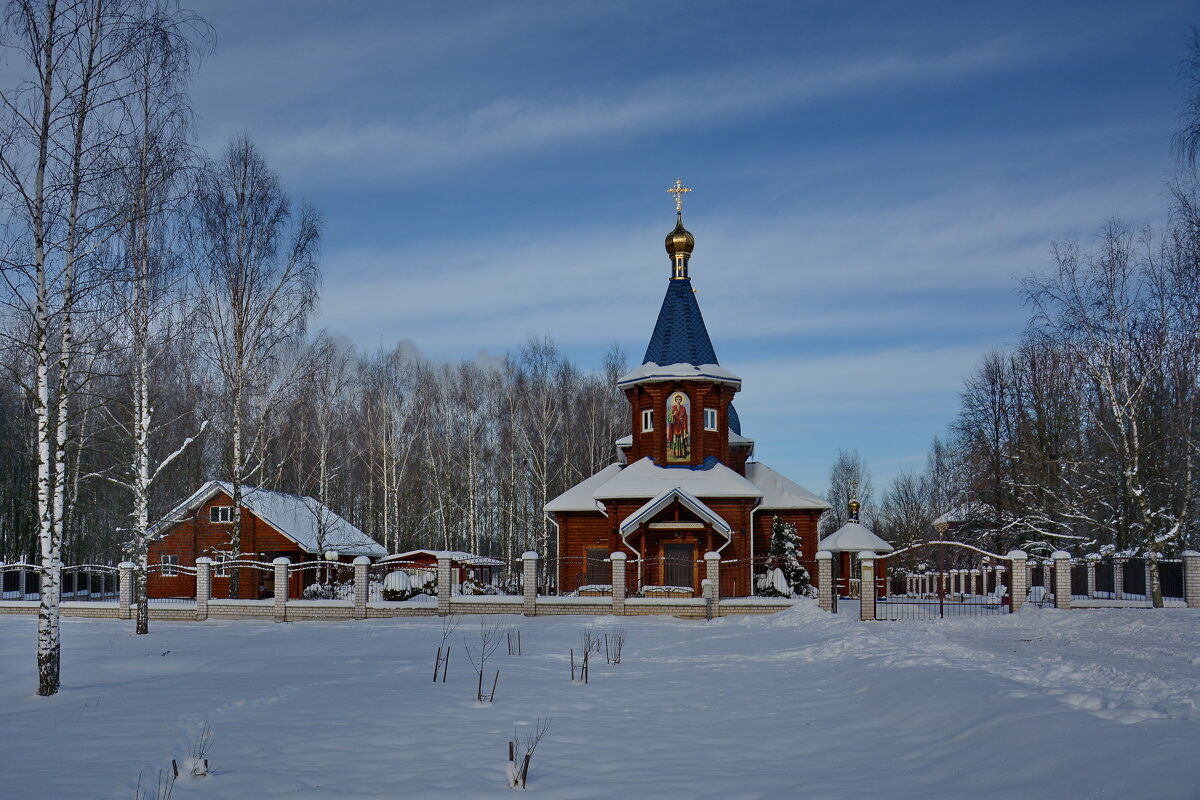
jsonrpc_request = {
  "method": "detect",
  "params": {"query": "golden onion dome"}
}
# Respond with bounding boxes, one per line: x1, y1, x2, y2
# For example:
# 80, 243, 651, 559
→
665, 211, 695, 258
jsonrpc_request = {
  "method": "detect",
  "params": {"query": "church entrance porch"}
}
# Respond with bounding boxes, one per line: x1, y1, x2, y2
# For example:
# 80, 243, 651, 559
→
630, 533, 707, 596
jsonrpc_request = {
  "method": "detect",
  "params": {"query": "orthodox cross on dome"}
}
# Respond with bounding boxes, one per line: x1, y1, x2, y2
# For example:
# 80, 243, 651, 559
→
667, 179, 691, 212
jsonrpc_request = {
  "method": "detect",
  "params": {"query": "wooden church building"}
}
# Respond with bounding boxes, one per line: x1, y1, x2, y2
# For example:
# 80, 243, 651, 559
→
545, 183, 829, 596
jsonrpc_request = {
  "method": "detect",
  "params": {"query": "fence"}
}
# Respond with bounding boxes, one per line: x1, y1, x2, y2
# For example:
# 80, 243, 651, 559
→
1080, 555, 1187, 604
849, 548, 1200, 620
1, 563, 119, 602
0, 551, 799, 621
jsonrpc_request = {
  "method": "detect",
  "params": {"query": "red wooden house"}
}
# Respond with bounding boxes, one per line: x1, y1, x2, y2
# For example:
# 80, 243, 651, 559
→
147, 481, 385, 599
545, 192, 830, 596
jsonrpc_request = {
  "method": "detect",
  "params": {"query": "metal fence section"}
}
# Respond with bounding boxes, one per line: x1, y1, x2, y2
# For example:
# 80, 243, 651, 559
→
212, 559, 277, 600
145, 562, 198, 603
61, 565, 120, 601
288, 560, 355, 600
628, 555, 699, 597
537, 557, 609, 596
368, 559, 437, 601
1086, 556, 1184, 602
1, 563, 40, 600
876, 542, 1013, 620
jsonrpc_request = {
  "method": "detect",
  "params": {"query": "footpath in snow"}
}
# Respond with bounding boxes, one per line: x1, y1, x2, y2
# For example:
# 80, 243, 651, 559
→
1, 603, 1198, 799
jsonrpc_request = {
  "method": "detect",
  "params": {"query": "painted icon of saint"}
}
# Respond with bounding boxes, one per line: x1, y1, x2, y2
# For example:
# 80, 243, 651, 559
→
666, 392, 690, 462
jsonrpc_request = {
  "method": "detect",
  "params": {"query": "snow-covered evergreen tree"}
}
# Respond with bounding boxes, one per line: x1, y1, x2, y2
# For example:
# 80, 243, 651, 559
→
758, 515, 813, 598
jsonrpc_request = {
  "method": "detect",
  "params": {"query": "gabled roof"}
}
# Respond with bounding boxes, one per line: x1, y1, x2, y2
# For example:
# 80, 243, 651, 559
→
152, 481, 386, 558
744, 463, 830, 510
544, 463, 623, 513
546, 458, 831, 514
818, 521, 893, 553
619, 487, 731, 538
642, 278, 719, 367
593, 457, 762, 501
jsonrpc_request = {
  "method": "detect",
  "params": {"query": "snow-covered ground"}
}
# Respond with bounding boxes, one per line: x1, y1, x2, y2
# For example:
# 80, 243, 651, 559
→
1, 604, 1198, 799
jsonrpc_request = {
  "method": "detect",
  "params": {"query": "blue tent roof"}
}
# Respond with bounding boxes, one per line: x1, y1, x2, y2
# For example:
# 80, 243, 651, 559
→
641, 278, 719, 367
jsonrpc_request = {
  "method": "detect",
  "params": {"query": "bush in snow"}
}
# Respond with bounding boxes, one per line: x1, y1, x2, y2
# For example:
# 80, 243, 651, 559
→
381, 570, 437, 601
757, 515, 815, 598
302, 581, 352, 600
461, 575, 502, 595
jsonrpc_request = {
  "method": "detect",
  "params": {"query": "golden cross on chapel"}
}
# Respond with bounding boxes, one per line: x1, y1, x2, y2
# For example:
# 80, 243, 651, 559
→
667, 179, 691, 213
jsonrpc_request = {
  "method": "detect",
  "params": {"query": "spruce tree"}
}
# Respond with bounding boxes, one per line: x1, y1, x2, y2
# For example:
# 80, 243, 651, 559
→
759, 515, 813, 597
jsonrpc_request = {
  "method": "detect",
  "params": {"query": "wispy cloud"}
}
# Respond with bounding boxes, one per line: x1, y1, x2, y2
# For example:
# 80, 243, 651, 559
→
262, 32, 1053, 181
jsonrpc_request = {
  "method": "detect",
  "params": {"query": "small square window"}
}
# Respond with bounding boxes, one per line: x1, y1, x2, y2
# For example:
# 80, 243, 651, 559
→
641, 409, 654, 432
704, 408, 718, 431
213, 555, 230, 577
210, 506, 233, 523
161, 554, 178, 577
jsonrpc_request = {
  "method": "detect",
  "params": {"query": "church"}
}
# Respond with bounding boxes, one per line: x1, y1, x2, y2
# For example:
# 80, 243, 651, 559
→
545, 183, 829, 596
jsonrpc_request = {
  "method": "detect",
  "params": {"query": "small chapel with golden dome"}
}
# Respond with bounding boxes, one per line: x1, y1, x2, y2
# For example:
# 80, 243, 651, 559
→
545, 182, 830, 595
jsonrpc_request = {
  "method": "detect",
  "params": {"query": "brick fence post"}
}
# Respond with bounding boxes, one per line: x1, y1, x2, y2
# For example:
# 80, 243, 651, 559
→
1053, 551, 1072, 609
859, 551, 876, 621
610, 551, 626, 616
118, 561, 135, 620
816, 551, 833, 612
353, 556, 369, 620
705, 552, 721, 617
1085, 553, 1098, 598
1183, 551, 1200, 609
1113, 556, 1126, 599
437, 555, 452, 617
1008, 550, 1027, 611
522, 551, 538, 617
273, 557, 289, 622
195, 557, 211, 621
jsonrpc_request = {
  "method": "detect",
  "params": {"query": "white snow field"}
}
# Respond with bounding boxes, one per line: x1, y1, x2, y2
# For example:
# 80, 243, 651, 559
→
2, 604, 1199, 799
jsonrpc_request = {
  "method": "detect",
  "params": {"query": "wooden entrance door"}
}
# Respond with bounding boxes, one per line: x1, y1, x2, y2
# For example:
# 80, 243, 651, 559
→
663, 543, 694, 590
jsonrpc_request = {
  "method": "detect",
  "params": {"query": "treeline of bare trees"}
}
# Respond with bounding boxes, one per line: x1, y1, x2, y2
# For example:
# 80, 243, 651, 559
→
830, 189, 1199, 573
0, 1, 628, 690
0, 331, 628, 565
828, 36, 1200, 576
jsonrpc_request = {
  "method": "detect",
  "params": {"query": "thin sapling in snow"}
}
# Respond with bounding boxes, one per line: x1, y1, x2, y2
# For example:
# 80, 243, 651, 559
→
182, 720, 214, 777
507, 717, 551, 789
464, 619, 503, 703
133, 769, 175, 800
605, 628, 626, 665
433, 614, 461, 682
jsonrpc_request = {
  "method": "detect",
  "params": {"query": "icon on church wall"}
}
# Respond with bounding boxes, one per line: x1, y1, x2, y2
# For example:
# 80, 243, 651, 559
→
666, 392, 691, 463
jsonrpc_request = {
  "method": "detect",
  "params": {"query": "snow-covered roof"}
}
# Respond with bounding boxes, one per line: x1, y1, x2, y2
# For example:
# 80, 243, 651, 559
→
593, 457, 762, 501
152, 481, 386, 558
619, 488, 731, 538
617, 361, 742, 389
544, 464, 623, 512
381, 550, 507, 567
818, 522, 894, 553
744, 463, 830, 510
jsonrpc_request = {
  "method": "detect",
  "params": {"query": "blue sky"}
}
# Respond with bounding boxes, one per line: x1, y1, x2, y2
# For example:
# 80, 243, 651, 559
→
189, 0, 1195, 494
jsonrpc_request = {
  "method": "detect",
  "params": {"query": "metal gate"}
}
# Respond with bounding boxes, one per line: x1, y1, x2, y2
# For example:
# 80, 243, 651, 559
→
876, 541, 1012, 620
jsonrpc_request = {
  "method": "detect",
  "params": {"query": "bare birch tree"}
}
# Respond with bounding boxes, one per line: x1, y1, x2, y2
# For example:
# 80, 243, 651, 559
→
103, 1, 208, 633
0, 0, 156, 695
190, 135, 319, 597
